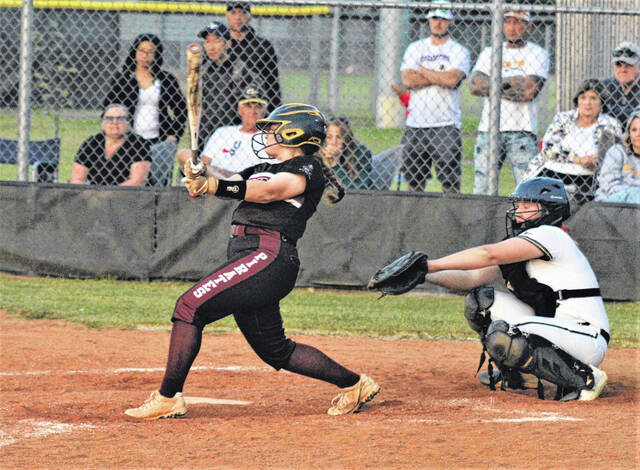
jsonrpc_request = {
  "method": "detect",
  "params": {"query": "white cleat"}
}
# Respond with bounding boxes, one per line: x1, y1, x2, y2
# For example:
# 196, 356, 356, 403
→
579, 366, 608, 401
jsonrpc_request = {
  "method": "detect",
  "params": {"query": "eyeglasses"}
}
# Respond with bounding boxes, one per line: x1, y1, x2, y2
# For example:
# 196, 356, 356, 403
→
137, 49, 155, 57
613, 47, 638, 59
103, 116, 128, 122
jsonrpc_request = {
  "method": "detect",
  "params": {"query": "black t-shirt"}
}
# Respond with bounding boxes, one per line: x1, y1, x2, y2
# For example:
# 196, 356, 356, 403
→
232, 156, 326, 240
74, 132, 151, 185
602, 77, 640, 126
227, 27, 282, 113
199, 58, 250, 151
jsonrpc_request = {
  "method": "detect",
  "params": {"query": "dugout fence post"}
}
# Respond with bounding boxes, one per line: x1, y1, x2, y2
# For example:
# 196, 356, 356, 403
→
487, 0, 504, 196
17, 0, 34, 182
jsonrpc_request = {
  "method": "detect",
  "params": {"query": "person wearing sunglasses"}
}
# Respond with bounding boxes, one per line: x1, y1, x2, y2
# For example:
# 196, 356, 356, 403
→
70, 103, 151, 186
601, 42, 640, 126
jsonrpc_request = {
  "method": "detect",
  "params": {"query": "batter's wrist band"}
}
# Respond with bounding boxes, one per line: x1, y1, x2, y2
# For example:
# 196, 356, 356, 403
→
215, 179, 247, 200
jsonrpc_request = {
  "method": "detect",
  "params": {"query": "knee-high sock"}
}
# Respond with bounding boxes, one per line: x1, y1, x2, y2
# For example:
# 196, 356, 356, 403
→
284, 343, 359, 388
159, 320, 202, 398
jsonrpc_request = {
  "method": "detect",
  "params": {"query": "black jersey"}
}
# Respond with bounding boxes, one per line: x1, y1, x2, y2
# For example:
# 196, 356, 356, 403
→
231, 155, 326, 240
74, 132, 151, 186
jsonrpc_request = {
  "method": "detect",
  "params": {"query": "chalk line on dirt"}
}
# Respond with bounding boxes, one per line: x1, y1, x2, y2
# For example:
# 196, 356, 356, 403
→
0, 419, 95, 447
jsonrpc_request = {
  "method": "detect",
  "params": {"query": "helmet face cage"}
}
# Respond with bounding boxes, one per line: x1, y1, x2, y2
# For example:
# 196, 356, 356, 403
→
505, 177, 570, 237
252, 103, 326, 159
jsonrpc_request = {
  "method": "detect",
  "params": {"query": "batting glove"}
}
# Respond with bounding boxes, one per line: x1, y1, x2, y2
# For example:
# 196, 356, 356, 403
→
182, 175, 218, 198
183, 159, 206, 179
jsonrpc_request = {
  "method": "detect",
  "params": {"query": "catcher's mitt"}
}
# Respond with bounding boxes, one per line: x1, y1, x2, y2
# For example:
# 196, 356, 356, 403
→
367, 251, 429, 297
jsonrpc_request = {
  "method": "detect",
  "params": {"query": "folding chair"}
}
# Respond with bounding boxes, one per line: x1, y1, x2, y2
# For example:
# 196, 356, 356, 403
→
0, 137, 60, 182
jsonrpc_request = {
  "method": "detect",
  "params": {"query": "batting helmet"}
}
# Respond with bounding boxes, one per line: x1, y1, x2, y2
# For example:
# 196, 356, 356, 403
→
253, 103, 327, 157
506, 177, 571, 237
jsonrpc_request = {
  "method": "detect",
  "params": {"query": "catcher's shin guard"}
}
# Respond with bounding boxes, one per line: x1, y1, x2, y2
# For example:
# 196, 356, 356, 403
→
483, 320, 596, 400
464, 287, 494, 336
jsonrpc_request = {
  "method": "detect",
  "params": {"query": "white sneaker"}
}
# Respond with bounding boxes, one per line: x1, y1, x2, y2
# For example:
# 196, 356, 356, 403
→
124, 390, 187, 420
327, 374, 380, 416
579, 365, 608, 401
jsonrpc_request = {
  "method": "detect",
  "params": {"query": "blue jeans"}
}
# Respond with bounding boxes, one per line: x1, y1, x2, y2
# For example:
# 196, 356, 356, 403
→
473, 131, 538, 194
148, 139, 177, 186
370, 145, 404, 190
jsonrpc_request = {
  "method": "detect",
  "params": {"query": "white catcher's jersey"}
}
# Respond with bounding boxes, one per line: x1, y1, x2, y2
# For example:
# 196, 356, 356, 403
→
489, 225, 609, 366
518, 225, 609, 332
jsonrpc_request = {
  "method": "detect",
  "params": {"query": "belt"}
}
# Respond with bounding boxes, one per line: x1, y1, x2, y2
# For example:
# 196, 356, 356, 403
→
555, 288, 601, 301
230, 224, 295, 244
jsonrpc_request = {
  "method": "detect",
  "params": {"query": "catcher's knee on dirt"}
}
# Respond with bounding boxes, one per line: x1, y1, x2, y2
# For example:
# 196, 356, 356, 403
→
464, 287, 494, 336
484, 321, 593, 393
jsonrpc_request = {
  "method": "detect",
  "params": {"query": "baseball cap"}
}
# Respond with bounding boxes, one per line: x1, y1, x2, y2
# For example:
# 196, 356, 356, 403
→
227, 2, 251, 12
239, 85, 267, 106
426, 1, 454, 21
198, 21, 230, 40
612, 41, 640, 65
504, 10, 531, 22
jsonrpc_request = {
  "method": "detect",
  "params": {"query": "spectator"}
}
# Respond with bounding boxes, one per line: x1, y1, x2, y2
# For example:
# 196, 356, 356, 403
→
601, 42, 640, 126
596, 110, 640, 203
225, 2, 282, 113
523, 79, 622, 204
103, 33, 186, 186
177, 85, 272, 178
400, 2, 471, 193
470, 10, 549, 194
70, 104, 151, 186
319, 116, 373, 190
197, 21, 252, 152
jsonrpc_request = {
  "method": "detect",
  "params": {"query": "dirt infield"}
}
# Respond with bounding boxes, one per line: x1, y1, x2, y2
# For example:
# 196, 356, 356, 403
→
1, 312, 638, 469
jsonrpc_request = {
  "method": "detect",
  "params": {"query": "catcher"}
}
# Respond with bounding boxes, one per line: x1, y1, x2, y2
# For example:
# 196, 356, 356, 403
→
368, 177, 609, 401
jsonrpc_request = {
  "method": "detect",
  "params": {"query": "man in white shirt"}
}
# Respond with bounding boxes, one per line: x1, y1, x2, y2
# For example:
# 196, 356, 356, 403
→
178, 85, 270, 177
400, 2, 471, 193
470, 10, 550, 194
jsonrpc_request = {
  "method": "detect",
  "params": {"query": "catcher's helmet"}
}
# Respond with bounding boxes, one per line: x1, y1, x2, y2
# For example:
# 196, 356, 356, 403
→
506, 177, 570, 237
252, 103, 326, 158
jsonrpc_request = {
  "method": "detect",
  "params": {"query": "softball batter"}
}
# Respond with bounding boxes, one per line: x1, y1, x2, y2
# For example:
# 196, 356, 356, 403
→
125, 103, 379, 419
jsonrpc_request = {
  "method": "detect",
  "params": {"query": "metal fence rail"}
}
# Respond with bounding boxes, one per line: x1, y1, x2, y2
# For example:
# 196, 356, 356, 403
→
1, 0, 638, 200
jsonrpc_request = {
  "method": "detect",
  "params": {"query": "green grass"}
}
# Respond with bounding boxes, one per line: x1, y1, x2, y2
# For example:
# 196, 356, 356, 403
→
1, 274, 638, 346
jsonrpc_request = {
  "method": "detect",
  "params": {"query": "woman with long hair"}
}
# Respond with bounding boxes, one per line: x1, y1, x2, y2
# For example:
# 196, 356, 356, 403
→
104, 33, 187, 186
596, 110, 640, 203
318, 116, 373, 190
124, 104, 379, 420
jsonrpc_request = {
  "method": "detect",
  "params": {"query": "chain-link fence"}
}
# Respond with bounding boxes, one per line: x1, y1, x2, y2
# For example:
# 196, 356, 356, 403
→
1, 0, 638, 201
